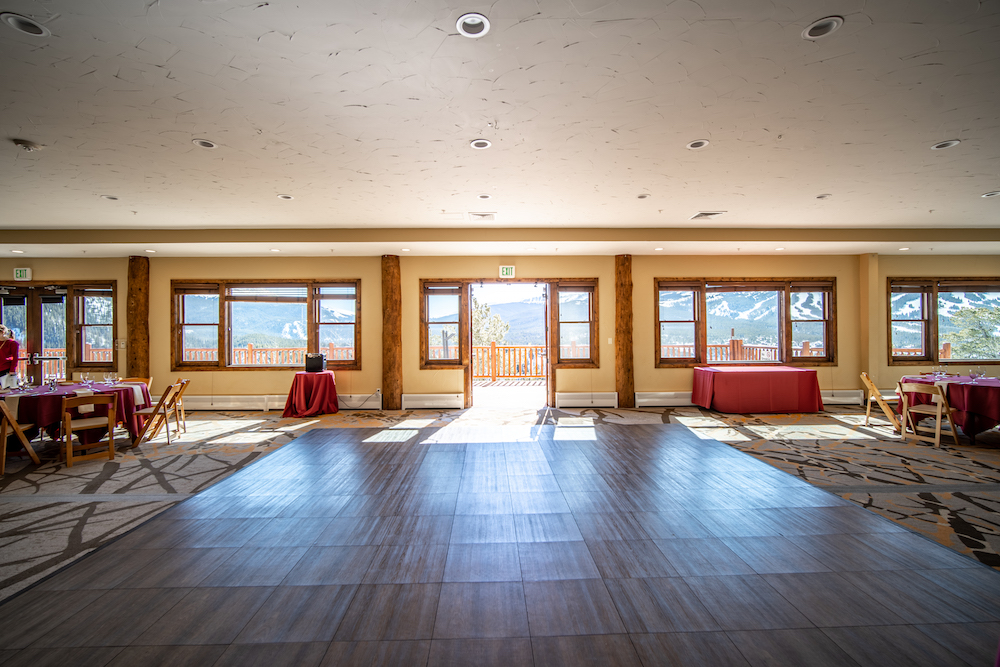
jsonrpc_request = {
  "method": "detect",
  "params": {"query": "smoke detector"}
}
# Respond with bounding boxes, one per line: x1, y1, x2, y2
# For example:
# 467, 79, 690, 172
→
12, 138, 42, 152
690, 211, 726, 220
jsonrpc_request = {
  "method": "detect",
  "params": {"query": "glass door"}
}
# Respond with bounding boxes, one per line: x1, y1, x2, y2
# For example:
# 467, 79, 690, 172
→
0, 287, 68, 385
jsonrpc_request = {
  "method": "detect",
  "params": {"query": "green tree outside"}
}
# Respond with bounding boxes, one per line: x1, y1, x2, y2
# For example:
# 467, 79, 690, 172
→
943, 306, 1000, 359
472, 297, 510, 346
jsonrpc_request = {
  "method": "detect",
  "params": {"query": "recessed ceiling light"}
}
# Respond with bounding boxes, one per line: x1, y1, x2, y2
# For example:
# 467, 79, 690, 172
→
899, 247, 910, 251
527, 248, 537, 252
270, 248, 280, 252
470, 139, 492, 150
100, 195, 119, 201
145, 249, 156, 253
802, 16, 844, 40
931, 139, 961, 150
11, 250, 24, 254
277, 194, 294, 200
654, 247, 663, 251
1, 12, 50, 37
192, 138, 217, 149
816, 193, 832, 199
982, 191, 1000, 198
477, 194, 491, 200
686, 139, 710, 150
12, 138, 41, 152
637, 194, 650, 199
456, 13, 490, 38
401, 248, 411, 252
775, 247, 785, 251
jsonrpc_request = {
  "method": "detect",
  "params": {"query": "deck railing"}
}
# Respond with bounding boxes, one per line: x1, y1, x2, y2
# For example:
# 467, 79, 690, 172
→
660, 340, 826, 362
181, 343, 356, 365
472, 343, 547, 380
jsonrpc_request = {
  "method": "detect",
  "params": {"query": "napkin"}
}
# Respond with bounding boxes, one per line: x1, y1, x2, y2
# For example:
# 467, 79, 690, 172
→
75, 388, 95, 414
122, 383, 146, 405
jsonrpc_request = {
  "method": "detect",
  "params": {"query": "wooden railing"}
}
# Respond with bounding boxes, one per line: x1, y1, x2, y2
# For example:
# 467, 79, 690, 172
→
182, 343, 355, 365
17, 345, 113, 379
660, 340, 826, 362
893, 343, 952, 358
473, 343, 547, 380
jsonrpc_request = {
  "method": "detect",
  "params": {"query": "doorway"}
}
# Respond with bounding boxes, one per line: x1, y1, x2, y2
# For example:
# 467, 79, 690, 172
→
0, 285, 69, 384
469, 282, 548, 409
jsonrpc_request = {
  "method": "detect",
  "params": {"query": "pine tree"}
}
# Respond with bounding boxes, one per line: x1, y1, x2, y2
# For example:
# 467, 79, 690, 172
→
472, 297, 510, 346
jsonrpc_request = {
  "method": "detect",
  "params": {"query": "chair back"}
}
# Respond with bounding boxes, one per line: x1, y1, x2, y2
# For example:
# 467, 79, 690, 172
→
133, 383, 181, 445
62, 393, 117, 422
860, 372, 879, 397
899, 382, 945, 398
0, 399, 21, 428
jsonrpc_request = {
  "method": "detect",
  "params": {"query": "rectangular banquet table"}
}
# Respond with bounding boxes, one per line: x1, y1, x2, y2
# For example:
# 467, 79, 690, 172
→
283, 371, 339, 418
898, 374, 1000, 442
3, 381, 152, 445
692, 366, 824, 413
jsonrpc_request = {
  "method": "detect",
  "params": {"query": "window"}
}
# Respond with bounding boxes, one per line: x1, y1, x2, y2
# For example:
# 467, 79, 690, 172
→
421, 282, 464, 368
555, 282, 598, 366
889, 278, 1000, 363
172, 280, 361, 370
72, 285, 116, 368
656, 278, 836, 366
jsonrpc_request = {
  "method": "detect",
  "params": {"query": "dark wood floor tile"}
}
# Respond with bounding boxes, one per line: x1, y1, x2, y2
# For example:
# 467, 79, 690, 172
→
632, 510, 713, 540
336, 494, 405, 518
333, 583, 441, 641
455, 492, 513, 515
823, 625, 971, 667
913, 568, 1000, 617
199, 546, 309, 587
548, 459, 599, 476
314, 516, 398, 546
573, 512, 650, 542
630, 632, 751, 667
514, 513, 584, 542
2, 646, 124, 667
913, 622, 1000, 667
35, 548, 169, 591
379, 515, 454, 544
653, 538, 755, 576
363, 543, 449, 584
215, 642, 329, 667
720, 536, 832, 574
275, 494, 352, 518
838, 570, 998, 624
510, 492, 571, 514
210, 494, 298, 519
281, 546, 377, 585
518, 541, 600, 581
0, 590, 109, 649
117, 547, 237, 588
522, 579, 626, 636
688, 509, 785, 538
853, 532, 982, 570
801, 506, 908, 534
296, 474, 373, 497
683, 574, 813, 631
28, 588, 189, 648
726, 628, 863, 667
427, 638, 533, 667
132, 586, 275, 645
241, 517, 333, 548
587, 540, 678, 578
761, 572, 906, 627
403, 475, 463, 494
562, 491, 635, 514
555, 474, 613, 493
320, 640, 432, 667
791, 534, 910, 571
443, 543, 522, 582
530, 635, 642, 666
433, 582, 529, 638
105, 645, 226, 667
402, 493, 458, 516
123, 518, 265, 549
450, 514, 517, 543
605, 577, 720, 633
508, 474, 561, 493
460, 473, 510, 494
234, 584, 358, 643
507, 461, 554, 477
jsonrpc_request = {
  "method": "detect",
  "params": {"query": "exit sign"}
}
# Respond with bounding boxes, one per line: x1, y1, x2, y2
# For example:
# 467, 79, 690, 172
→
499, 265, 515, 278
13, 268, 31, 281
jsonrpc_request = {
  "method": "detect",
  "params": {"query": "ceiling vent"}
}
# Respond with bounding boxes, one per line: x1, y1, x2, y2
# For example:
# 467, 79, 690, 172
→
469, 212, 496, 221
690, 211, 726, 220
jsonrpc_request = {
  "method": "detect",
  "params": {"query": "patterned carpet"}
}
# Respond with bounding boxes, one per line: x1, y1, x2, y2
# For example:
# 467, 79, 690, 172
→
1, 403, 998, 603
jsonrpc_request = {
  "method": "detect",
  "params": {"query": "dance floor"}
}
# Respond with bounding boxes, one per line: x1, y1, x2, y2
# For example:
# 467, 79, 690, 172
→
0, 423, 998, 666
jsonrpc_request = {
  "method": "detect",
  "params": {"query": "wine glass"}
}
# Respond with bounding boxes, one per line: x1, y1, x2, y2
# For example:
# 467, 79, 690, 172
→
969, 367, 984, 384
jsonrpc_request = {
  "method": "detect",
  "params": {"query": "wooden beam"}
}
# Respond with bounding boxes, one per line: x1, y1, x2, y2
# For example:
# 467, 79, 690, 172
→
126, 255, 150, 378
615, 255, 635, 408
382, 255, 403, 410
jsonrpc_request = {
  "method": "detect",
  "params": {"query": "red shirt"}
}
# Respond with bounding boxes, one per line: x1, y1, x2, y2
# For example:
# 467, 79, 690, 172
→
0, 338, 18, 375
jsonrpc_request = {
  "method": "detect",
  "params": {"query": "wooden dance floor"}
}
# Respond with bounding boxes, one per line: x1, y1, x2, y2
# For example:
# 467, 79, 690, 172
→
0, 423, 997, 666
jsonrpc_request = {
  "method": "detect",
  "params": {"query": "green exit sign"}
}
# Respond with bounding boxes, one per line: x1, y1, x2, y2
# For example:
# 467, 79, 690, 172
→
499, 265, 515, 278
13, 268, 31, 281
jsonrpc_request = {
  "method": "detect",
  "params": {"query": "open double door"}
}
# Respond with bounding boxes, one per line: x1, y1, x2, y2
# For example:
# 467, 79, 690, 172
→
0, 285, 69, 384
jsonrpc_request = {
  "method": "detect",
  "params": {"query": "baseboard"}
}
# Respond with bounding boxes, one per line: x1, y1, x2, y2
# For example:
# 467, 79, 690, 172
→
635, 391, 693, 407
554, 392, 618, 408
337, 394, 383, 410
184, 394, 383, 411
401, 393, 464, 409
822, 389, 865, 405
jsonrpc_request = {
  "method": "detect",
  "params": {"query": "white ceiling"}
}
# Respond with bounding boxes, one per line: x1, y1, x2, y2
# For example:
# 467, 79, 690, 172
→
1, 0, 999, 255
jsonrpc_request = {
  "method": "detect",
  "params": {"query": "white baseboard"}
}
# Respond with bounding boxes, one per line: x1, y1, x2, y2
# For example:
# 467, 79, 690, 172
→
338, 394, 383, 410
822, 389, 865, 405
401, 393, 464, 409
635, 391, 693, 407
184, 394, 383, 411
554, 392, 618, 408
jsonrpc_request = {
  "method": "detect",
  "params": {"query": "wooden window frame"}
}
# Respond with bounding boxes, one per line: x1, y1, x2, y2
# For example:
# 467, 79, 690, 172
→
553, 281, 599, 369
170, 279, 362, 371
655, 277, 837, 368
70, 284, 118, 372
420, 281, 468, 370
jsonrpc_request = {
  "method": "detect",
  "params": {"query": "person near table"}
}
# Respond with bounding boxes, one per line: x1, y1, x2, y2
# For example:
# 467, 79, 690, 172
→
0, 325, 19, 390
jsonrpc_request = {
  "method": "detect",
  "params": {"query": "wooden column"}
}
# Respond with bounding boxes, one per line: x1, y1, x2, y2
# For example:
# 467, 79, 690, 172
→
126, 255, 150, 379
382, 255, 403, 410
615, 255, 635, 408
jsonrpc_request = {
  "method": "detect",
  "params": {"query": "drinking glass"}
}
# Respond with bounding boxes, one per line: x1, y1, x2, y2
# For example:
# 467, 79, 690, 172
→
969, 367, 984, 383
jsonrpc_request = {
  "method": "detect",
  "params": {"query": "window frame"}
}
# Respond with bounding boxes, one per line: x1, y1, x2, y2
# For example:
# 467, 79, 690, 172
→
655, 277, 837, 367
888, 277, 1000, 365
70, 284, 118, 371
420, 281, 468, 369
553, 281, 599, 368
171, 279, 362, 371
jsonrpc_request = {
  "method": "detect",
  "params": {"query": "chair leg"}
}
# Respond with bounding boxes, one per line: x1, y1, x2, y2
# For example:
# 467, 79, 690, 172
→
65, 430, 73, 468
1, 420, 7, 476
945, 411, 960, 447
865, 398, 873, 426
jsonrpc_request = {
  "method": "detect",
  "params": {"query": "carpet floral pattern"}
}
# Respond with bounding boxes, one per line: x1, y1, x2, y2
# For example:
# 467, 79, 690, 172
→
1, 403, 998, 604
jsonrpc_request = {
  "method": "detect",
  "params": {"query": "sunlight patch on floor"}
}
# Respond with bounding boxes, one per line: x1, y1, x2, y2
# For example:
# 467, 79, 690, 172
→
744, 424, 876, 441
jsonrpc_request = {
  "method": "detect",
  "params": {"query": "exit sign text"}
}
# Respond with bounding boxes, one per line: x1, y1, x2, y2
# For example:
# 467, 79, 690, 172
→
499, 265, 515, 278
13, 268, 31, 281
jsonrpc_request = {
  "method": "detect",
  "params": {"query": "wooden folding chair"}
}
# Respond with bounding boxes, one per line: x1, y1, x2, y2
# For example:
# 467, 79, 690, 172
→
897, 381, 961, 448
132, 383, 180, 446
173, 378, 190, 433
860, 372, 900, 431
0, 400, 40, 474
62, 393, 118, 467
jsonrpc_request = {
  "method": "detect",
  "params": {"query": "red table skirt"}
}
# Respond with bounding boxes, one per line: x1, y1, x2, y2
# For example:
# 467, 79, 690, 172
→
283, 371, 339, 418
899, 375, 1000, 438
7, 382, 151, 444
692, 366, 824, 413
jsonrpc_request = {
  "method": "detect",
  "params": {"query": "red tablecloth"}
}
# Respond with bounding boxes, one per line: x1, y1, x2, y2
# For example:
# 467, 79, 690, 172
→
283, 371, 339, 418
5, 382, 151, 444
692, 366, 824, 413
899, 375, 1000, 439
